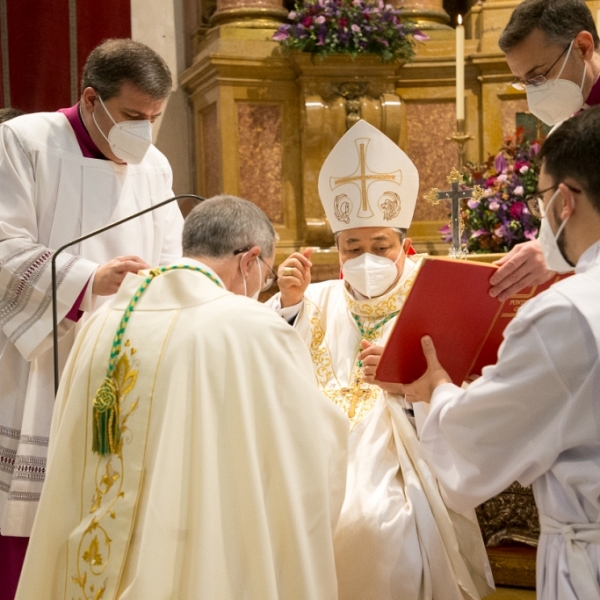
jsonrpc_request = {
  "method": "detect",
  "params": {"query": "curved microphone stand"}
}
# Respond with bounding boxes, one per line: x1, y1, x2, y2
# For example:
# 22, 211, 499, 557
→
51, 193, 205, 395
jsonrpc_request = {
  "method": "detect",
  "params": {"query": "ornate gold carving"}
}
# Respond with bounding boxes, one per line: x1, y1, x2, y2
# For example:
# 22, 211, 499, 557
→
424, 188, 440, 205
446, 167, 462, 184
72, 349, 140, 600
476, 482, 540, 548
471, 184, 485, 202
378, 192, 401, 221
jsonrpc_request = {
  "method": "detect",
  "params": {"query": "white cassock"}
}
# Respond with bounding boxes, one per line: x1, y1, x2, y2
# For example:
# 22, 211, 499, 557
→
0, 112, 183, 536
419, 241, 600, 600
268, 256, 494, 600
16, 259, 348, 600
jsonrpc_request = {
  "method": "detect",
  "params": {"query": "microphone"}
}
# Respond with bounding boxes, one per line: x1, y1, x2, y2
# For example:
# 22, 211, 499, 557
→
51, 193, 205, 394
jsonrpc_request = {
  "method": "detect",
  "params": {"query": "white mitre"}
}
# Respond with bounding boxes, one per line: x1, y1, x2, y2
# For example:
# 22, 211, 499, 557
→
318, 119, 419, 233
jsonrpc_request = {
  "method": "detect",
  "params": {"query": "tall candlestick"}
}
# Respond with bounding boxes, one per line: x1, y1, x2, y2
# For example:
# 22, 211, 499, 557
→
456, 14, 465, 121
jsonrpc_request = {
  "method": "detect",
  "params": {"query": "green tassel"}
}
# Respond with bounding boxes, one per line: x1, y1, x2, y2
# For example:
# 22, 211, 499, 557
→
92, 377, 120, 456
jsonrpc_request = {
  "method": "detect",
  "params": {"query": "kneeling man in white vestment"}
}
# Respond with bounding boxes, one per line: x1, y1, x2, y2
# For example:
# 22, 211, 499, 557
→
403, 106, 600, 600
267, 120, 494, 600
16, 196, 349, 600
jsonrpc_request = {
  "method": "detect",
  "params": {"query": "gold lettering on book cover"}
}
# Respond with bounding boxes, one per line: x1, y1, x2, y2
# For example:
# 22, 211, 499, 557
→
71, 345, 140, 600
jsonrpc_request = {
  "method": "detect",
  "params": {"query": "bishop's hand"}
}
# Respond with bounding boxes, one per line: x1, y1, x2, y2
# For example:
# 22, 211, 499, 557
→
278, 248, 313, 307
359, 340, 404, 395
93, 255, 150, 296
489, 239, 557, 302
403, 336, 452, 404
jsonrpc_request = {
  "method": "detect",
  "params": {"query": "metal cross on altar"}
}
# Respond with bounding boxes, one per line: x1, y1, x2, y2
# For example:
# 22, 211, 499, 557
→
331, 138, 401, 218
425, 168, 484, 259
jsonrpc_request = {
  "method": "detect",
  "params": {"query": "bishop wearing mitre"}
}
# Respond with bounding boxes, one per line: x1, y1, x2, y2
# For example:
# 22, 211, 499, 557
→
268, 120, 495, 600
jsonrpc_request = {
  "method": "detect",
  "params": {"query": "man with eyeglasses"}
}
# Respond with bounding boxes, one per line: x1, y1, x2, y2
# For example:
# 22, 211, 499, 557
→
402, 106, 600, 600
486, 0, 600, 304
15, 195, 349, 599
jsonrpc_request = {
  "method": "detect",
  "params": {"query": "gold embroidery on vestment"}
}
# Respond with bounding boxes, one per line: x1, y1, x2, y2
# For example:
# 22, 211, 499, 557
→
71, 351, 139, 600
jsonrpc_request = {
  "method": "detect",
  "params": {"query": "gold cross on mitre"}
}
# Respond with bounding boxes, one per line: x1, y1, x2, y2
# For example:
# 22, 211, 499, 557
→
340, 376, 372, 419
330, 137, 402, 218
425, 168, 484, 259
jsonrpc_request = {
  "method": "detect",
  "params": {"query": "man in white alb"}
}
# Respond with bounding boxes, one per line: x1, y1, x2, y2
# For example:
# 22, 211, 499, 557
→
267, 120, 494, 600
16, 196, 348, 600
0, 38, 183, 594
403, 106, 600, 600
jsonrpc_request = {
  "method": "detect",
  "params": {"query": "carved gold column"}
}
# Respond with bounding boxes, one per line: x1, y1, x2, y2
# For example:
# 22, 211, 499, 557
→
210, 0, 287, 28
394, 0, 451, 31
293, 54, 404, 247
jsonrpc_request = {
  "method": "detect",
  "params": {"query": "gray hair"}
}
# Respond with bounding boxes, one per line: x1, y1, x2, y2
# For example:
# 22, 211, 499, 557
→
499, 0, 599, 52
333, 227, 406, 246
182, 195, 276, 259
81, 39, 172, 101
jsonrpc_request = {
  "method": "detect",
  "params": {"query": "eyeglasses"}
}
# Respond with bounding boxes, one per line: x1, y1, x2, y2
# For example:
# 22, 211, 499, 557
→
233, 247, 278, 292
511, 43, 571, 91
525, 184, 580, 218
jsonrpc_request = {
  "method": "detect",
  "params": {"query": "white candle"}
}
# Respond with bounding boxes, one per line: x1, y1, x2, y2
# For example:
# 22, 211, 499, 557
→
456, 14, 465, 121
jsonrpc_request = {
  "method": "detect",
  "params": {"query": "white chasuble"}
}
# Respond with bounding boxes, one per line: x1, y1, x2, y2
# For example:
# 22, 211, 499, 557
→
17, 263, 349, 600
278, 257, 494, 600
0, 112, 183, 536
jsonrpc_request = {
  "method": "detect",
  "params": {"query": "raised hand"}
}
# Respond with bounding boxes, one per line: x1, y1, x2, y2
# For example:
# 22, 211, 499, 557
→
92, 255, 150, 296
278, 248, 313, 307
359, 339, 404, 394
402, 336, 451, 404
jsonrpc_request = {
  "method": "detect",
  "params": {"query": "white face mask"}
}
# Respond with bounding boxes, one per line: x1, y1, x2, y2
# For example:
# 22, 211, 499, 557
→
526, 40, 586, 126
241, 255, 262, 300
342, 252, 401, 299
538, 188, 573, 272
92, 94, 153, 164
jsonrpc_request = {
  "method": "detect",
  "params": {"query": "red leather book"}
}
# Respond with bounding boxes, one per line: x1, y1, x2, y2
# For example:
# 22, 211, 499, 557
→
375, 257, 565, 386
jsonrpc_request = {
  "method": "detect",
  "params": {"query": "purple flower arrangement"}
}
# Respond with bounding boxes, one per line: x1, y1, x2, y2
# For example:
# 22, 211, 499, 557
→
272, 0, 427, 62
442, 128, 543, 254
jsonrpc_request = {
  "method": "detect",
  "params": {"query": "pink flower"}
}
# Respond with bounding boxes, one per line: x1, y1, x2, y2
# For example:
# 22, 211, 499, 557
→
413, 30, 429, 42
288, 10, 296, 18
489, 200, 500, 211
514, 160, 529, 173
494, 224, 505, 238
519, 165, 529, 174
510, 201, 525, 219
485, 177, 497, 187
272, 29, 290, 41
302, 16, 314, 27
497, 173, 508, 183
351, 24, 361, 33
316, 15, 326, 23
513, 185, 524, 196
494, 153, 508, 174
524, 229, 539, 240
467, 199, 480, 209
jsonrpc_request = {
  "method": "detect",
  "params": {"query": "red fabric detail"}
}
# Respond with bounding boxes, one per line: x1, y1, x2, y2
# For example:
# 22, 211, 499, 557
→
76, 1, 131, 79
1, 1, 131, 113
0, 532, 29, 600
586, 75, 600, 107
65, 280, 89, 322
58, 103, 106, 160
